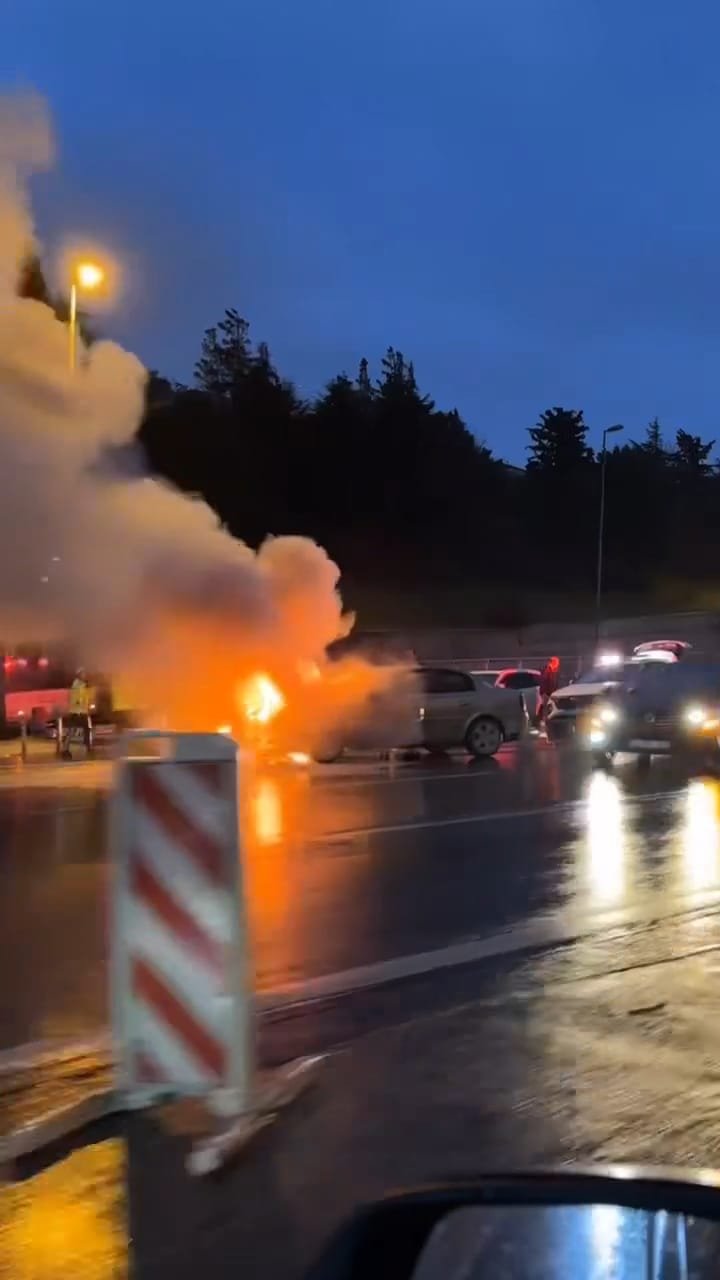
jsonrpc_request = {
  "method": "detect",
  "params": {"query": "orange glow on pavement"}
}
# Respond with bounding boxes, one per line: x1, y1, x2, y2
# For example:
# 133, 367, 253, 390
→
0, 1139, 126, 1279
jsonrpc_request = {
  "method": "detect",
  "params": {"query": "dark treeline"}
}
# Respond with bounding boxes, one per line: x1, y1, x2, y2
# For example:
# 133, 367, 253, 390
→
17, 257, 720, 601
141, 308, 499, 584
140, 308, 720, 599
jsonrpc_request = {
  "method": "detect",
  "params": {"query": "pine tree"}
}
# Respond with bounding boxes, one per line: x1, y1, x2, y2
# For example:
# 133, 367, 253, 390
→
642, 416, 664, 456
194, 308, 252, 397
527, 407, 593, 472
356, 358, 372, 395
671, 428, 715, 475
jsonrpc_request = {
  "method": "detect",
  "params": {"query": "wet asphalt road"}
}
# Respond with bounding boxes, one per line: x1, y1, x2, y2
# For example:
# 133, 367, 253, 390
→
2, 739, 720, 1048
5, 739, 720, 1278
4, 737, 717, 1044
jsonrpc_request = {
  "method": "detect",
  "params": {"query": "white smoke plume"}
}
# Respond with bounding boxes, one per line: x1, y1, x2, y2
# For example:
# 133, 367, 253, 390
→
0, 93, 357, 734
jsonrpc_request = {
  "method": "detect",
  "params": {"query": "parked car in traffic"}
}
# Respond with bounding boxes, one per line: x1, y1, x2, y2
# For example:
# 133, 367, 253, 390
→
632, 639, 691, 662
472, 668, 542, 724
545, 640, 691, 741
583, 660, 720, 768
545, 660, 634, 741
313, 665, 528, 762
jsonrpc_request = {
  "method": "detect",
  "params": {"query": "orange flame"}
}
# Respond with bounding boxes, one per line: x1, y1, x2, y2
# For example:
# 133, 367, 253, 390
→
240, 672, 285, 725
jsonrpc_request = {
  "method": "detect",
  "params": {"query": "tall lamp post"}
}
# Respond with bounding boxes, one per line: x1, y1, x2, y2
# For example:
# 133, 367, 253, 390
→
68, 260, 105, 370
595, 423, 624, 637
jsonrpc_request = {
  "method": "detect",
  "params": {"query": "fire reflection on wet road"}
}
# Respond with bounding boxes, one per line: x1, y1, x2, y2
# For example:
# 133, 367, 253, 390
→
7, 748, 720, 1280
4, 746, 720, 1046
0, 1139, 126, 1279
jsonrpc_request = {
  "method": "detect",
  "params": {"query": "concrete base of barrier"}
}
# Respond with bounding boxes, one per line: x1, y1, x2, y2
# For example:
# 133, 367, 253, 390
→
0, 1049, 324, 1175
187, 1054, 325, 1176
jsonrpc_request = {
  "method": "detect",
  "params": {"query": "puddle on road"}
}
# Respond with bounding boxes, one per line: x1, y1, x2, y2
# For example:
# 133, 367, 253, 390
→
0, 1139, 127, 1280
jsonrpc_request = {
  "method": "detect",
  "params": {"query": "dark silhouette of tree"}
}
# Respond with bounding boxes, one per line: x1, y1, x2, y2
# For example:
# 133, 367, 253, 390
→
195, 308, 252, 398
357, 358, 372, 396
146, 370, 177, 409
524, 408, 596, 583
640, 417, 665, 458
665, 430, 718, 580
671, 429, 715, 476
527, 407, 593, 472
136, 306, 720, 607
17, 251, 51, 304
17, 248, 96, 343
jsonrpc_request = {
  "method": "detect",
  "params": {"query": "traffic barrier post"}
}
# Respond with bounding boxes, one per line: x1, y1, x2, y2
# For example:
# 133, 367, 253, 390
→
111, 731, 257, 1123
0, 730, 322, 1174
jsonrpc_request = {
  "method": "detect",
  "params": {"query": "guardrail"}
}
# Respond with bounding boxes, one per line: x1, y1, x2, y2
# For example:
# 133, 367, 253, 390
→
434, 655, 585, 672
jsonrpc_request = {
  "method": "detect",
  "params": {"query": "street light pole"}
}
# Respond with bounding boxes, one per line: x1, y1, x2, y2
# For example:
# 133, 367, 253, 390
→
67, 260, 105, 371
595, 423, 624, 640
68, 282, 78, 372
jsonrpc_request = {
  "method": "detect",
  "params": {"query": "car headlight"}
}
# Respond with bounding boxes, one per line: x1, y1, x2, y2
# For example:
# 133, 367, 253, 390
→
598, 705, 620, 725
597, 652, 622, 668
684, 704, 720, 731
588, 729, 607, 745
685, 705, 707, 727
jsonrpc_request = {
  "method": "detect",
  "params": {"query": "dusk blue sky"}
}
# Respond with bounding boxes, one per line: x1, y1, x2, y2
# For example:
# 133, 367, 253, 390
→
4, 0, 720, 461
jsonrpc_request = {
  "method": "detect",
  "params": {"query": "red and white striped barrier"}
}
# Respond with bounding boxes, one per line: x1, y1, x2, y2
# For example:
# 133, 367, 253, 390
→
1, 731, 320, 1175
111, 733, 251, 1113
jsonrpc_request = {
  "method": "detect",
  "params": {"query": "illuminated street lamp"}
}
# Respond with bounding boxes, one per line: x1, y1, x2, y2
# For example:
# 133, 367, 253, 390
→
595, 423, 624, 636
68, 259, 105, 370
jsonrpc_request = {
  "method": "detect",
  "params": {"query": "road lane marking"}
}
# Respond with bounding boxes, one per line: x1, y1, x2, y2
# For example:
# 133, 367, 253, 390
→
5, 889, 720, 1072
312, 787, 683, 842
257, 890, 720, 1012
0, 784, 682, 835
310, 766, 507, 789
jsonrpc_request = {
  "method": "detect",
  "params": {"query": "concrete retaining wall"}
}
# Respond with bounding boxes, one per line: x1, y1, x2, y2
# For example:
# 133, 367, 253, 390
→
375, 611, 720, 666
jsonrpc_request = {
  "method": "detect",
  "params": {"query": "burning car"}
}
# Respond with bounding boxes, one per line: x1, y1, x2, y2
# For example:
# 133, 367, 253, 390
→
311, 664, 528, 762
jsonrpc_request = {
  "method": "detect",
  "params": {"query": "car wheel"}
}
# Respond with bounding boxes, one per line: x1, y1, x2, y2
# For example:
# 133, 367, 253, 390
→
465, 716, 503, 758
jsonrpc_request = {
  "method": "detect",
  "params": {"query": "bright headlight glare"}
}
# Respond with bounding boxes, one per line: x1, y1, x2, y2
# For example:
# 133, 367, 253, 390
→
598, 706, 619, 724
597, 652, 622, 668
589, 729, 607, 745
685, 705, 707, 727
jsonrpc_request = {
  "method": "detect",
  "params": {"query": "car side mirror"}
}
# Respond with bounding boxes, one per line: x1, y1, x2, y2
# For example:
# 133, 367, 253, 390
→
305, 1172, 720, 1280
